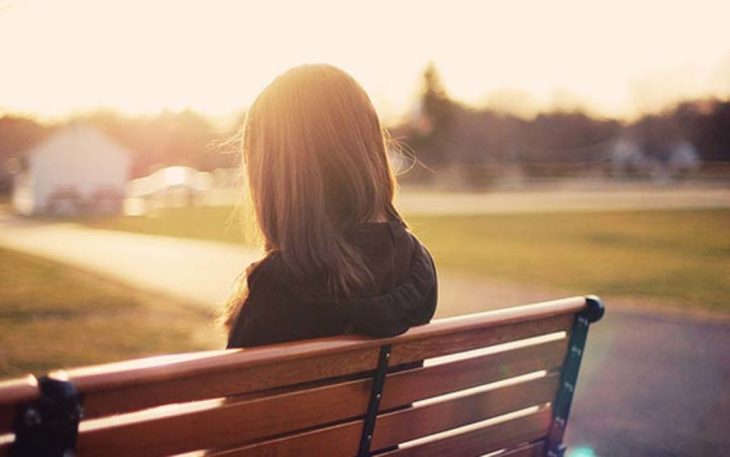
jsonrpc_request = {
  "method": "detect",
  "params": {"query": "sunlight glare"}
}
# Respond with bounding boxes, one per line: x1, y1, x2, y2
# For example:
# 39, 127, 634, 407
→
163, 166, 187, 186
0, 0, 728, 120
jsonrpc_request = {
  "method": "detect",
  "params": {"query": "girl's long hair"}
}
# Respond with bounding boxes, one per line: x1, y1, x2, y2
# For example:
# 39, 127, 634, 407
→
222, 64, 403, 330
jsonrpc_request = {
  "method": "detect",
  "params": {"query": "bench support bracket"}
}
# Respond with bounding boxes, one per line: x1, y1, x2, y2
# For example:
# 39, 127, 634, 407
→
358, 344, 391, 457
11, 376, 83, 457
546, 295, 604, 457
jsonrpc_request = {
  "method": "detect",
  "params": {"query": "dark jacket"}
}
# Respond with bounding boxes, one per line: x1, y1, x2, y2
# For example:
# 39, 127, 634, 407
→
227, 221, 438, 348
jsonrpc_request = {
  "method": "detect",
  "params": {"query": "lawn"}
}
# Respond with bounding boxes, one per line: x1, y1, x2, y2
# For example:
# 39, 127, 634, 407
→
0, 247, 223, 379
85, 207, 730, 313
411, 210, 729, 313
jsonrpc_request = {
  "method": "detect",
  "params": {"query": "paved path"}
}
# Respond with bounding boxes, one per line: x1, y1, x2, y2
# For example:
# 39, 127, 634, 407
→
568, 311, 729, 457
1, 217, 728, 456
0, 215, 566, 312
0, 216, 262, 307
397, 187, 730, 215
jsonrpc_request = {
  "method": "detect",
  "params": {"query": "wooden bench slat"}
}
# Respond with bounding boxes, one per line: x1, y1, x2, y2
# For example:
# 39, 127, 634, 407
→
393, 296, 584, 341
74, 339, 568, 457
76, 314, 569, 421
381, 337, 568, 410
77, 376, 373, 457
0, 375, 39, 434
206, 419, 363, 457
77, 346, 380, 420
389, 314, 572, 366
377, 407, 552, 457
59, 297, 585, 418
0, 438, 11, 457
372, 373, 560, 450
74, 340, 568, 457
499, 440, 546, 457
58, 297, 585, 420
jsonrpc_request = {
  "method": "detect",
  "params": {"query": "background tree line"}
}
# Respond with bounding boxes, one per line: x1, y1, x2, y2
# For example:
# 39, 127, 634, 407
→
1, 65, 728, 194
397, 66, 729, 174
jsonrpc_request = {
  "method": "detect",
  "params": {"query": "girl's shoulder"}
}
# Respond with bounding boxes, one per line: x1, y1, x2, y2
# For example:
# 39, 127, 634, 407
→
245, 252, 322, 296
245, 220, 427, 298
346, 220, 413, 247
245, 253, 285, 288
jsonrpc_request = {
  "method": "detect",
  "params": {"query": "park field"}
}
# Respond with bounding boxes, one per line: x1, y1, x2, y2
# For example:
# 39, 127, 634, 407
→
0, 247, 222, 378
85, 207, 730, 314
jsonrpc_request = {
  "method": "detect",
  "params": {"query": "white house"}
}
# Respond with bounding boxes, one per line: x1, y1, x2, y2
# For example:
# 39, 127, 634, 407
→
12, 124, 132, 216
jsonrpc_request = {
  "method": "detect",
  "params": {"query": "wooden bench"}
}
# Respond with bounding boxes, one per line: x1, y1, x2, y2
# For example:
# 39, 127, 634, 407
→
0, 295, 604, 457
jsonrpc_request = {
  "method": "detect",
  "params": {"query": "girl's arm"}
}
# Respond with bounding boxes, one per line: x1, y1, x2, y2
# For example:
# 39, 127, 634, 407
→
338, 244, 437, 337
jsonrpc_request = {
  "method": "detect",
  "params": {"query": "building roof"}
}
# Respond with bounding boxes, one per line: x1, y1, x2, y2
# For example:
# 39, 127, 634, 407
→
25, 124, 131, 162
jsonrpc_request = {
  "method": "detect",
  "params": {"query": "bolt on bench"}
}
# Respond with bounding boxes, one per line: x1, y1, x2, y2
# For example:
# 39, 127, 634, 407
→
0, 295, 604, 457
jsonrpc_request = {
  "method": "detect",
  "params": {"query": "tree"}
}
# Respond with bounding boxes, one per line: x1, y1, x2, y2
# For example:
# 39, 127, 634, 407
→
414, 63, 457, 166
0, 116, 50, 163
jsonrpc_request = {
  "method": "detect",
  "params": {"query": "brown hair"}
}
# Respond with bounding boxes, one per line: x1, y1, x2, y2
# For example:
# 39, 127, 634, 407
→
222, 64, 403, 329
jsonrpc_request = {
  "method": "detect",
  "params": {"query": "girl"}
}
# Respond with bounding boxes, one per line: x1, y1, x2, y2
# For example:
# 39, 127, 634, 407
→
224, 64, 437, 348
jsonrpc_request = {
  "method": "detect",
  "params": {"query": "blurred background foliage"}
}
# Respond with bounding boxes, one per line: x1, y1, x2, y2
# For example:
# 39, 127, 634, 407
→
1, 65, 729, 196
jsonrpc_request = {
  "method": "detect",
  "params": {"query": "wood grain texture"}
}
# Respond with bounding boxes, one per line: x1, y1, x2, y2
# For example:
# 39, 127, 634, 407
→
372, 373, 560, 450
389, 314, 572, 366
0, 439, 11, 457
58, 297, 585, 418
500, 440, 546, 457
377, 407, 552, 457
77, 377, 372, 457
0, 375, 38, 434
77, 346, 379, 420
205, 419, 363, 457
381, 337, 568, 410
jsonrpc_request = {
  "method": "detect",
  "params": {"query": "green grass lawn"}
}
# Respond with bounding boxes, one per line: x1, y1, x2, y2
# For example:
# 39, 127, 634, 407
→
411, 210, 729, 313
85, 207, 730, 313
0, 247, 223, 379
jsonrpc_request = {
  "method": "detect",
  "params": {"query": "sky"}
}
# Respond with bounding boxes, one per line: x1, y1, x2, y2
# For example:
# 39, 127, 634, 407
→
1, 0, 729, 123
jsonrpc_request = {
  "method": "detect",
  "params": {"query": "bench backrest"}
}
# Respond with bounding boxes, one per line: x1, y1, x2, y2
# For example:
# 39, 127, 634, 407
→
0, 295, 604, 457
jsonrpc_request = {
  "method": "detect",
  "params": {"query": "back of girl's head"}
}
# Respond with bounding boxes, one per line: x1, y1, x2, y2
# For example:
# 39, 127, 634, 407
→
242, 64, 403, 297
